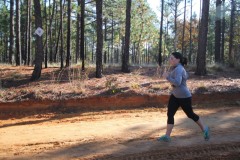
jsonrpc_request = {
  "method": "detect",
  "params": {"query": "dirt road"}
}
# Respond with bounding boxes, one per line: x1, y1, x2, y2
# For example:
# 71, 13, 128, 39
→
0, 104, 240, 160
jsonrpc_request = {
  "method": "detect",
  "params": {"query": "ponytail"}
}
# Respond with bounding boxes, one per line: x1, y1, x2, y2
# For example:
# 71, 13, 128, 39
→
171, 52, 188, 66
181, 57, 188, 66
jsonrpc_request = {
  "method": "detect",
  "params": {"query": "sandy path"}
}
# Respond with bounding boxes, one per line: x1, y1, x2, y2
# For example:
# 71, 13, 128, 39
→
0, 105, 240, 160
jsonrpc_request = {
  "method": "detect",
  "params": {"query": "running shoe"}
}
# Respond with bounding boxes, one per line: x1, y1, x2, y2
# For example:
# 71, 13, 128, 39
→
203, 126, 210, 141
157, 135, 171, 142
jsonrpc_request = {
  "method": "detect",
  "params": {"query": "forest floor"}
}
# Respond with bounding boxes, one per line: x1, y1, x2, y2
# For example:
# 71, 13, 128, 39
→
0, 64, 240, 159
0, 64, 240, 102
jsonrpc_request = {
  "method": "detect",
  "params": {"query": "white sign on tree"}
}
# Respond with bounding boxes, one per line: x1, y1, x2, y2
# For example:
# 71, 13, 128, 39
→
34, 27, 44, 37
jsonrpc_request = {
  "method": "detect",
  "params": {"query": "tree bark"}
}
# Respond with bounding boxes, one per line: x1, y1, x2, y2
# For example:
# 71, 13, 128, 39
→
31, 0, 44, 81
96, 0, 103, 78
27, 0, 32, 66
173, 0, 178, 51
195, 0, 210, 76
228, 0, 235, 67
16, 0, 21, 66
158, 0, 164, 66
189, 0, 193, 63
81, 0, 85, 70
44, 0, 48, 68
122, 0, 131, 73
181, 0, 186, 56
221, 0, 225, 63
214, 0, 222, 63
24, 0, 30, 65
49, 0, 55, 63
60, 0, 64, 69
66, 0, 71, 67
9, 0, 14, 64
75, 0, 81, 64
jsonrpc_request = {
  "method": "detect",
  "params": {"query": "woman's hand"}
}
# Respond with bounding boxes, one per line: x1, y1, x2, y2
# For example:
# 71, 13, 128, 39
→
162, 71, 169, 79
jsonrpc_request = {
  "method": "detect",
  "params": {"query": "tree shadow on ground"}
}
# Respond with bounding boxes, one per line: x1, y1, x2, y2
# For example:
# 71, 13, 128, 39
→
7, 106, 240, 160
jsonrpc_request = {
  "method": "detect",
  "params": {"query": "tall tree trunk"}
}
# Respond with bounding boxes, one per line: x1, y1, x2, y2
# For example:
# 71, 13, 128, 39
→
221, 0, 225, 63
122, 0, 131, 73
104, 18, 107, 64
228, 0, 235, 67
135, 6, 145, 65
215, 0, 222, 63
195, 0, 210, 76
45, 0, 48, 68
27, 0, 32, 66
173, 0, 178, 51
199, 0, 202, 23
189, 0, 193, 63
91, 34, 94, 63
158, 0, 164, 66
24, 0, 30, 65
66, 0, 71, 67
60, 0, 64, 69
54, 0, 64, 65
96, 0, 103, 78
81, 0, 85, 70
31, 0, 44, 81
9, 0, 14, 64
181, 0, 186, 56
75, 0, 81, 63
111, 12, 114, 64
16, 0, 21, 66
49, 0, 55, 63
3, 36, 8, 62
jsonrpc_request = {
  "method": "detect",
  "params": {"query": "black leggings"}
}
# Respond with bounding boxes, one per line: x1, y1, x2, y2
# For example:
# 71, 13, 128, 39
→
167, 94, 199, 124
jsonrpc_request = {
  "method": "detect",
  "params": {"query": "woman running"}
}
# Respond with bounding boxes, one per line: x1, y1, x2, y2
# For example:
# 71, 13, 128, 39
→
158, 52, 210, 142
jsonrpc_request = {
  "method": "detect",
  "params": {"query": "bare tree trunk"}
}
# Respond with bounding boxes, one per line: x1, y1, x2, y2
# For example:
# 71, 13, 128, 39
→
173, 1, 178, 51
189, 0, 193, 63
54, 0, 64, 65
2, 35, 7, 62
27, 0, 32, 66
60, 0, 64, 69
215, 0, 222, 63
16, 0, 21, 66
91, 34, 94, 63
75, 0, 81, 64
228, 0, 235, 67
44, 0, 48, 68
9, 0, 14, 64
96, 0, 103, 78
136, 6, 145, 65
181, 0, 186, 56
31, 0, 44, 81
81, 0, 85, 70
24, 0, 30, 65
122, 0, 131, 73
65, 0, 71, 67
111, 12, 114, 64
221, 0, 225, 63
49, 0, 55, 63
104, 18, 107, 64
158, 0, 164, 66
195, 0, 210, 76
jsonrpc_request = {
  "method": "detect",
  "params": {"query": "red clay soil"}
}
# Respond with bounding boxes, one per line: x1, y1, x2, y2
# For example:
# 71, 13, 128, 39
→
0, 92, 240, 118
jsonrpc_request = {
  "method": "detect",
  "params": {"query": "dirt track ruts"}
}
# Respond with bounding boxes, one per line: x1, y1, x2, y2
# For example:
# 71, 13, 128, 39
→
93, 142, 240, 160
